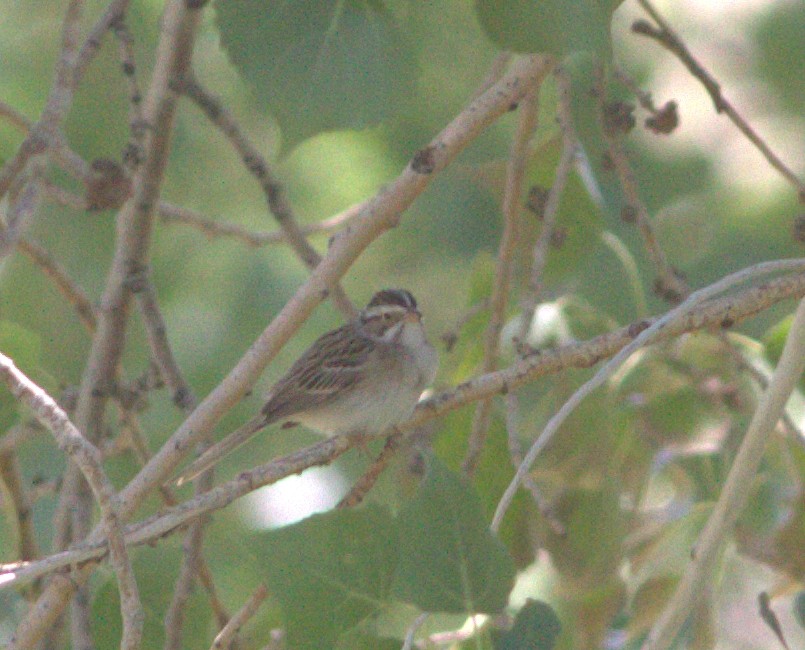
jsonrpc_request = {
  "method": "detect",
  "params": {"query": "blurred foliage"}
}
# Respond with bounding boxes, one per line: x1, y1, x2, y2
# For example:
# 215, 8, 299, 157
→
1, 0, 804, 649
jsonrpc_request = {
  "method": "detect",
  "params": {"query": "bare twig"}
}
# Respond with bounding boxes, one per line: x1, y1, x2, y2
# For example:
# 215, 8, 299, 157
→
0, 0, 84, 256
0, 351, 143, 650
633, 0, 805, 198
181, 73, 356, 319
0, 450, 41, 574
337, 430, 404, 508
16, 237, 97, 331
74, 0, 132, 84
492, 258, 805, 532
3, 264, 803, 591
211, 584, 268, 650
158, 201, 362, 247
642, 296, 805, 649
504, 394, 564, 535
464, 86, 544, 476
517, 68, 576, 349
402, 613, 430, 650
11, 54, 555, 645
595, 65, 688, 303
111, 14, 147, 170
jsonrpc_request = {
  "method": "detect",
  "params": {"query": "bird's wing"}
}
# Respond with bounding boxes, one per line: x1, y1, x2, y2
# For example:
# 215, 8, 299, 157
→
262, 324, 375, 422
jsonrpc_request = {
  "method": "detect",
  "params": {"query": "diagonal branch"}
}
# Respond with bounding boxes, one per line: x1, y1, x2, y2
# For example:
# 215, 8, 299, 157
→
492, 258, 805, 532
633, 0, 805, 198
642, 295, 805, 649
0, 352, 143, 650
2, 262, 803, 590
9, 53, 555, 646
181, 72, 357, 319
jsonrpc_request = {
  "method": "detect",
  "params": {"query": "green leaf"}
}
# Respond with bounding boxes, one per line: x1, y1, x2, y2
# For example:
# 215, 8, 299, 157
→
215, 0, 415, 151
259, 505, 398, 650
474, 0, 626, 58
392, 457, 516, 613
493, 599, 561, 650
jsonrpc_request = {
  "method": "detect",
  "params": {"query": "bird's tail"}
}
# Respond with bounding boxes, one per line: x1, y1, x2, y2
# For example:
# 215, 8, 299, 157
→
174, 414, 270, 486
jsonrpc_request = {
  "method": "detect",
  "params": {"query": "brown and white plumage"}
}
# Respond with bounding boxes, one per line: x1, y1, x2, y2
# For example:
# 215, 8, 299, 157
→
175, 289, 437, 485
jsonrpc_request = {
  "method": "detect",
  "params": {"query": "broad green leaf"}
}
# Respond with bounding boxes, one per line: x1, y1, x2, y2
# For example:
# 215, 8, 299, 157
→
493, 599, 561, 650
392, 457, 516, 613
475, 0, 626, 58
259, 505, 398, 650
215, 0, 415, 151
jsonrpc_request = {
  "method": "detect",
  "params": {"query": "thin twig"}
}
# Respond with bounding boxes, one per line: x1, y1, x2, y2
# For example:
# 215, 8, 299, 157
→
211, 584, 268, 650
0, 352, 143, 650
517, 68, 576, 349
464, 86, 544, 476
158, 200, 362, 246
642, 296, 805, 649
595, 64, 688, 303
16, 237, 97, 331
634, 0, 805, 198
74, 0, 132, 84
337, 430, 404, 508
401, 612, 430, 650
0, 451, 41, 573
492, 258, 805, 532
2, 263, 803, 591
504, 394, 564, 535
0, 0, 85, 257
181, 72, 356, 319
111, 14, 147, 171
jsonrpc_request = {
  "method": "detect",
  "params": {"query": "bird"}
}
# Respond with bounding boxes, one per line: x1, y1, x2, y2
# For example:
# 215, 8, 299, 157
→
175, 288, 438, 485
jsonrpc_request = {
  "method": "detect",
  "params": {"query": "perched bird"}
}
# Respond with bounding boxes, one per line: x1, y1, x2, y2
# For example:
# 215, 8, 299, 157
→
176, 289, 437, 485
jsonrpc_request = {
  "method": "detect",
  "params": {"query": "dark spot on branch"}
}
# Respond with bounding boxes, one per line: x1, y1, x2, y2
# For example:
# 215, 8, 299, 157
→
628, 320, 650, 337
793, 214, 805, 243
411, 146, 437, 174
621, 204, 638, 223
721, 316, 734, 329
603, 101, 636, 135
526, 185, 549, 218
